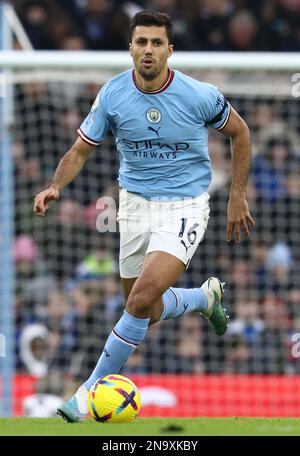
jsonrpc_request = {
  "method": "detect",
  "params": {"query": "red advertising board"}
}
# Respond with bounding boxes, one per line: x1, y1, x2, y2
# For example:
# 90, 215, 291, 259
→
10, 374, 300, 417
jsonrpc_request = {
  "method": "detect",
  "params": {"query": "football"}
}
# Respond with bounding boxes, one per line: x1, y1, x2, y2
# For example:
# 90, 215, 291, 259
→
88, 374, 141, 423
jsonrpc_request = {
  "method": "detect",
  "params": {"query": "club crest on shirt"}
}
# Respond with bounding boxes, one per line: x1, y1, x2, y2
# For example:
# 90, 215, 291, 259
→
146, 107, 161, 124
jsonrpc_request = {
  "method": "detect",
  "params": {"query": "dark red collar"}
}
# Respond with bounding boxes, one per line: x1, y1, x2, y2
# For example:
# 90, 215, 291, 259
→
132, 69, 174, 94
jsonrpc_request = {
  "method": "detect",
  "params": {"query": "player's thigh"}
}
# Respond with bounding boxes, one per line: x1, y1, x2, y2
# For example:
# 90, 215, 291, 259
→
147, 193, 210, 267
127, 250, 185, 305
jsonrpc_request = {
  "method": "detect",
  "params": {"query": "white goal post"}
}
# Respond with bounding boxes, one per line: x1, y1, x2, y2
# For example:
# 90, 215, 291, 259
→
0, 50, 300, 70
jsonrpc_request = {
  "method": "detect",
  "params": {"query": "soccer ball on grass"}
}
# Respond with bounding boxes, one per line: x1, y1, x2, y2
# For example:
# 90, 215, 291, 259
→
88, 374, 141, 423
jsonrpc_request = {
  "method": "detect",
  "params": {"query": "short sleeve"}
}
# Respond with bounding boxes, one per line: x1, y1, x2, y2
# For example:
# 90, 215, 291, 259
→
77, 85, 110, 146
204, 85, 231, 131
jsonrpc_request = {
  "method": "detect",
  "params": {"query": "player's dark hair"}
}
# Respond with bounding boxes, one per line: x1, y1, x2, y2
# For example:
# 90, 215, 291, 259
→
129, 10, 173, 44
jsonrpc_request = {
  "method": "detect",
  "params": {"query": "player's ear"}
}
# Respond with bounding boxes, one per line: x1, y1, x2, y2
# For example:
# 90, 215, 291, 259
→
129, 43, 133, 56
168, 44, 174, 58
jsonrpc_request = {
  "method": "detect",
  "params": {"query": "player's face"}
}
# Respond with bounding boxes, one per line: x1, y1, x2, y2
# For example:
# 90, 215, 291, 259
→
129, 26, 173, 81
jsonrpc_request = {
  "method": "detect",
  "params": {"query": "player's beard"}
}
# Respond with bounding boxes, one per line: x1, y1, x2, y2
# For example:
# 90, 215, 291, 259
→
137, 59, 167, 81
138, 67, 159, 81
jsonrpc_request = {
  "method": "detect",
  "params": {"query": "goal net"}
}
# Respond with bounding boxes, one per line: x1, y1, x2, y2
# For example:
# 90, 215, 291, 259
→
1, 52, 300, 417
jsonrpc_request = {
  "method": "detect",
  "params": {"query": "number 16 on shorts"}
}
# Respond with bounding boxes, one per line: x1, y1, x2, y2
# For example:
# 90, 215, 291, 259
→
177, 214, 208, 266
178, 218, 200, 254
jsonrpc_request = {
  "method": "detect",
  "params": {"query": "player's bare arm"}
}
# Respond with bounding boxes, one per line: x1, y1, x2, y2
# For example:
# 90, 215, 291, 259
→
33, 137, 93, 217
220, 107, 255, 243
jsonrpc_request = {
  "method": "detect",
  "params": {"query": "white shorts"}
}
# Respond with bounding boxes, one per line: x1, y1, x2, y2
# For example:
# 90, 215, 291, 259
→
118, 189, 210, 278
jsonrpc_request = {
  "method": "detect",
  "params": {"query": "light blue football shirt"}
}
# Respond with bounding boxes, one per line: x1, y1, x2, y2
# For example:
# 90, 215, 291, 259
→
78, 69, 231, 199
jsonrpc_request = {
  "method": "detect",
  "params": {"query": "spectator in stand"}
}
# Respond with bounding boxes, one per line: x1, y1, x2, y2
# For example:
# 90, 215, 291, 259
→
75, 241, 117, 281
43, 199, 90, 280
122, 345, 147, 374
16, 0, 53, 49
55, 0, 83, 21
276, 164, 300, 263
252, 295, 290, 374
47, 15, 78, 50
101, 272, 124, 315
287, 289, 300, 320
261, 0, 300, 51
19, 323, 54, 377
143, 320, 168, 372
228, 298, 265, 346
99, 1, 143, 50
250, 234, 272, 297
252, 137, 297, 203
68, 281, 115, 381
173, 313, 205, 373
251, 104, 283, 149
14, 235, 55, 314
60, 34, 88, 50
194, 0, 235, 50
227, 10, 263, 51
207, 130, 231, 193
15, 81, 61, 167
264, 241, 295, 295
224, 334, 252, 374
43, 289, 75, 372
229, 258, 254, 299
15, 290, 38, 371
74, 0, 114, 50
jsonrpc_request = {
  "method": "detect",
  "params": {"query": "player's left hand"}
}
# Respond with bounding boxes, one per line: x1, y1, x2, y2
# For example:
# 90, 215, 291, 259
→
226, 194, 255, 243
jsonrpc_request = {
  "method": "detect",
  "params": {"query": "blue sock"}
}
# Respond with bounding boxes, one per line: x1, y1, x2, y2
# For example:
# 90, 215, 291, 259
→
160, 287, 208, 320
84, 310, 149, 390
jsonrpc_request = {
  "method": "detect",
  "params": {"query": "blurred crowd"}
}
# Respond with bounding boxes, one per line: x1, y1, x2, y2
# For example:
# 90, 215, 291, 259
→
7, 0, 300, 412
13, 0, 300, 51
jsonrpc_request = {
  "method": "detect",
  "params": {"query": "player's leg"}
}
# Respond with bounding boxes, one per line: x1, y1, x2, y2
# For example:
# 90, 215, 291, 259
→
121, 277, 137, 301
81, 243, 227, 402
57, 283, 141, 423
124, 250, 209, 323
125, 250, 186, 320
134, 252, 226, 327
81, 251, 184, 391
145, 193, 228, 332
57, 190, 149, 422
81, 242, 227, 405
57, 251, 184, 423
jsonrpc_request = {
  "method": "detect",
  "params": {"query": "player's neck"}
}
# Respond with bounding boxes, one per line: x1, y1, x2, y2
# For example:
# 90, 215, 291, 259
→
134, 67, 170, 92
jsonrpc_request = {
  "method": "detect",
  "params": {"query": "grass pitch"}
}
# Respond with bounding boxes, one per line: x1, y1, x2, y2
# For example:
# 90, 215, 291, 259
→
0, 417, 300, 436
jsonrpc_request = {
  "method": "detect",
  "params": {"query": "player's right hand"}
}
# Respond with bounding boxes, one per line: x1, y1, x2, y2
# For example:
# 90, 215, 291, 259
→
33, 185, 60, 217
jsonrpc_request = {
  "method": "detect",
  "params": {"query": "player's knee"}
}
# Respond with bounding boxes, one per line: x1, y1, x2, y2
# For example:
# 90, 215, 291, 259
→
126, 286, 161, 318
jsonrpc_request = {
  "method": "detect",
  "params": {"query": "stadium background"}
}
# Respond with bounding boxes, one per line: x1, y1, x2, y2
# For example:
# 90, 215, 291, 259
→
1, 0, 300, 418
